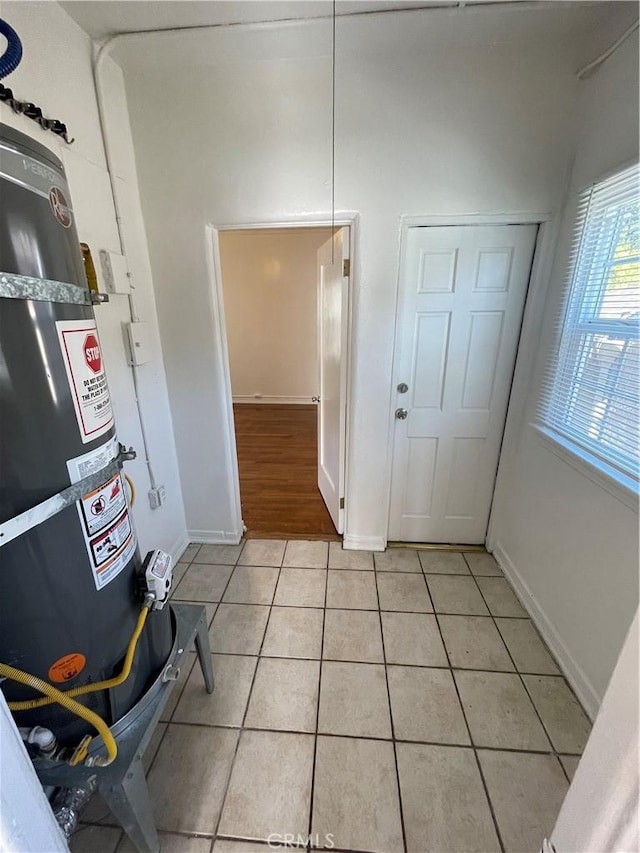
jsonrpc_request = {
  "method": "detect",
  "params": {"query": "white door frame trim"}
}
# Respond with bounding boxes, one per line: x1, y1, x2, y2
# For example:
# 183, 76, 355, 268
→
385, 210, 556, 547
204, 214, 359, 541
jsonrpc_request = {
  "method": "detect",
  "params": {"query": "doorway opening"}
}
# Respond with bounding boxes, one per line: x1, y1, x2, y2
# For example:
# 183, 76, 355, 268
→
215, 224, 352, 540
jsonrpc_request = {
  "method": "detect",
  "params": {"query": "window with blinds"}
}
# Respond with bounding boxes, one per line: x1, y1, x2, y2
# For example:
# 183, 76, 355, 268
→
539, 162, 640, 489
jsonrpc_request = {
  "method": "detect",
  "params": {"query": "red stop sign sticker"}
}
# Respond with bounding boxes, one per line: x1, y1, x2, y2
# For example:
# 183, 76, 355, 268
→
84, 334, 102, 374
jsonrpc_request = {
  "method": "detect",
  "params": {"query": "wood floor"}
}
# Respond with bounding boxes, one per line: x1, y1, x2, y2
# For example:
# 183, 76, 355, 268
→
233, 403, 340, 540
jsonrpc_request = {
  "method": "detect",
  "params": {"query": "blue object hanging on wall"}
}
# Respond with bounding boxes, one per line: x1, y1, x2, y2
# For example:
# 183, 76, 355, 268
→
0, 18, 22, 79
0, 19, 73, 143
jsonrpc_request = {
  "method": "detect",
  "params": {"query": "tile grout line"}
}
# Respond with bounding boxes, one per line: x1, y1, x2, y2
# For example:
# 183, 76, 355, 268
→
138, 542, 246, 844
165, 551, 244, 725
86, 544, 579, 847
70, 823, 123, 849
84, 545, 583, 848
465, 557, 579, 692
174, 548, 580, 748
171, 596, 528, 624
483, 583, 583, 786
373, 565, 409, 853
215, 834, 396, 853
142, 719, 170, 778
426, 565, 507, 853
463, 554, 577, 785
190, 562, 544, 580
174, 596, 529, 619
489, 621, 574, 784
140, 719, 584, 757
210, 541, 286, 843
156, 638, 570, 679
307, 542, 330, 847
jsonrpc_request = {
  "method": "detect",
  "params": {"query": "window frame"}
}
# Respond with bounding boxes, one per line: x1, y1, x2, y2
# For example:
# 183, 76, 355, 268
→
535, 162, 640, 508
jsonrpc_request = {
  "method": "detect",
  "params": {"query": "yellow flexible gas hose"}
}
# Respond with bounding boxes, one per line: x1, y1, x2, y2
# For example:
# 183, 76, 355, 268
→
9, 605, 149, 712
0, 603, 151, 766
124, 473, 136, 507
0, 662, 117, 767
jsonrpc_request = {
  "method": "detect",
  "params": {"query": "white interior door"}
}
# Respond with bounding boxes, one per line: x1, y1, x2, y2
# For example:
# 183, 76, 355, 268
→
389, 223, 538, 543
317, 227, 349, 533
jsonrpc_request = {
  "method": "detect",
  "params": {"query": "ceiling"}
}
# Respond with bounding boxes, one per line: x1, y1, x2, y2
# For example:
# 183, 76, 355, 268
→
59, 0, 523, 40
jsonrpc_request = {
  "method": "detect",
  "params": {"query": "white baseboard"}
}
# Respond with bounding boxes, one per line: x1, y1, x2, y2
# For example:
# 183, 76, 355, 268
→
343, 534, 386, 552
491, 540, 600, 721
232, 396, 315, 405
188, 529, 244, 545
168, 531, 191, 565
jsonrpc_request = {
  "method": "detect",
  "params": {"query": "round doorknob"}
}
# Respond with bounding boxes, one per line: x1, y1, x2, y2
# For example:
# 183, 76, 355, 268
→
395, 408, 408, 420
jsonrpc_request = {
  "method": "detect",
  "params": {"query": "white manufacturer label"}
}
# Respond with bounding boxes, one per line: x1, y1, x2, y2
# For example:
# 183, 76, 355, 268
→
67, 436, 119, 484
56, 319, 114, 444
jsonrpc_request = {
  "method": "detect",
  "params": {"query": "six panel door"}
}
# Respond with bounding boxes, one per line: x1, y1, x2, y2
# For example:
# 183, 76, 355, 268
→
389, 224, 538, 543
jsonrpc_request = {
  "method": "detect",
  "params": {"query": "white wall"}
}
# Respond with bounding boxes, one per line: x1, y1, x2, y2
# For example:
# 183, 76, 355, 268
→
489, 31, 639, 717
551, 610, 639, 851
121, 3, 621, 546
0, 1, 188, 561
219, 227, 330, 402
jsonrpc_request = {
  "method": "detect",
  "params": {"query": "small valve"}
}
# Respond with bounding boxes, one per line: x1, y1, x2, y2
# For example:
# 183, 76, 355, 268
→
118, 443, 137, 462
140, 550, 173, 609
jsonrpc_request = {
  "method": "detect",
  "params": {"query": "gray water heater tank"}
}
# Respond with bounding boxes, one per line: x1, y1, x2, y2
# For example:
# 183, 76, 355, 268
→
0, 123, 172, 745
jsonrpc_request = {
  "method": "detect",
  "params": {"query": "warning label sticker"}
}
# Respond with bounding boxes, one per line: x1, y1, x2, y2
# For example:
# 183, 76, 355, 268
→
91, 510, 133, 569
56, 319, 114, 444
77, 501, 136, 590
49, 653, 86, 684
80, 472, 127, 536
71, 454, 136, 590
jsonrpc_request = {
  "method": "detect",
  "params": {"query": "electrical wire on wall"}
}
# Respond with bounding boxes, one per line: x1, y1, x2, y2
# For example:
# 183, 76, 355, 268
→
331, 0, 336, 262
576, 17, 639, 79
92, 42, 159, 497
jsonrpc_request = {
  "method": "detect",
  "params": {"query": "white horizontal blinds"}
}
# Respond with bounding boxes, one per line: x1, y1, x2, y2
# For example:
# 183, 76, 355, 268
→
540, 162, 640, 482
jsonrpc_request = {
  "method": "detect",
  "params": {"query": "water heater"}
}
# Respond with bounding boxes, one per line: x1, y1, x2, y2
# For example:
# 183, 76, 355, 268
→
0, 123, 172, 747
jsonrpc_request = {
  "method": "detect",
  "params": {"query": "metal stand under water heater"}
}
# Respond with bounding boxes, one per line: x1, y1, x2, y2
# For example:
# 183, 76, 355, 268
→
0, 124, 214, 853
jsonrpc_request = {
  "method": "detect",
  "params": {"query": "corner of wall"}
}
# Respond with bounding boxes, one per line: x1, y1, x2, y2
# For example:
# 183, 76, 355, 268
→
490, 540, 601, 720
187, 529, 244, 545
343, 534, 386, 552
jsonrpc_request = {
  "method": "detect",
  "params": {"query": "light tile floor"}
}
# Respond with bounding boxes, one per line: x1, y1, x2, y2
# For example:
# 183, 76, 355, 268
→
73, 540, 591, 853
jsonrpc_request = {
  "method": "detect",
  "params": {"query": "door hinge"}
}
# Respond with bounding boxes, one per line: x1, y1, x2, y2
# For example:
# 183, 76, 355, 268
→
343, 259, 350, 278
339, 497, 345, 510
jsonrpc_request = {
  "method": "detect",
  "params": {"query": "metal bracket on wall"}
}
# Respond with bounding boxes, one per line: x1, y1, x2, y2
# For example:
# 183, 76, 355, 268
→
0, 84, 74, 143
